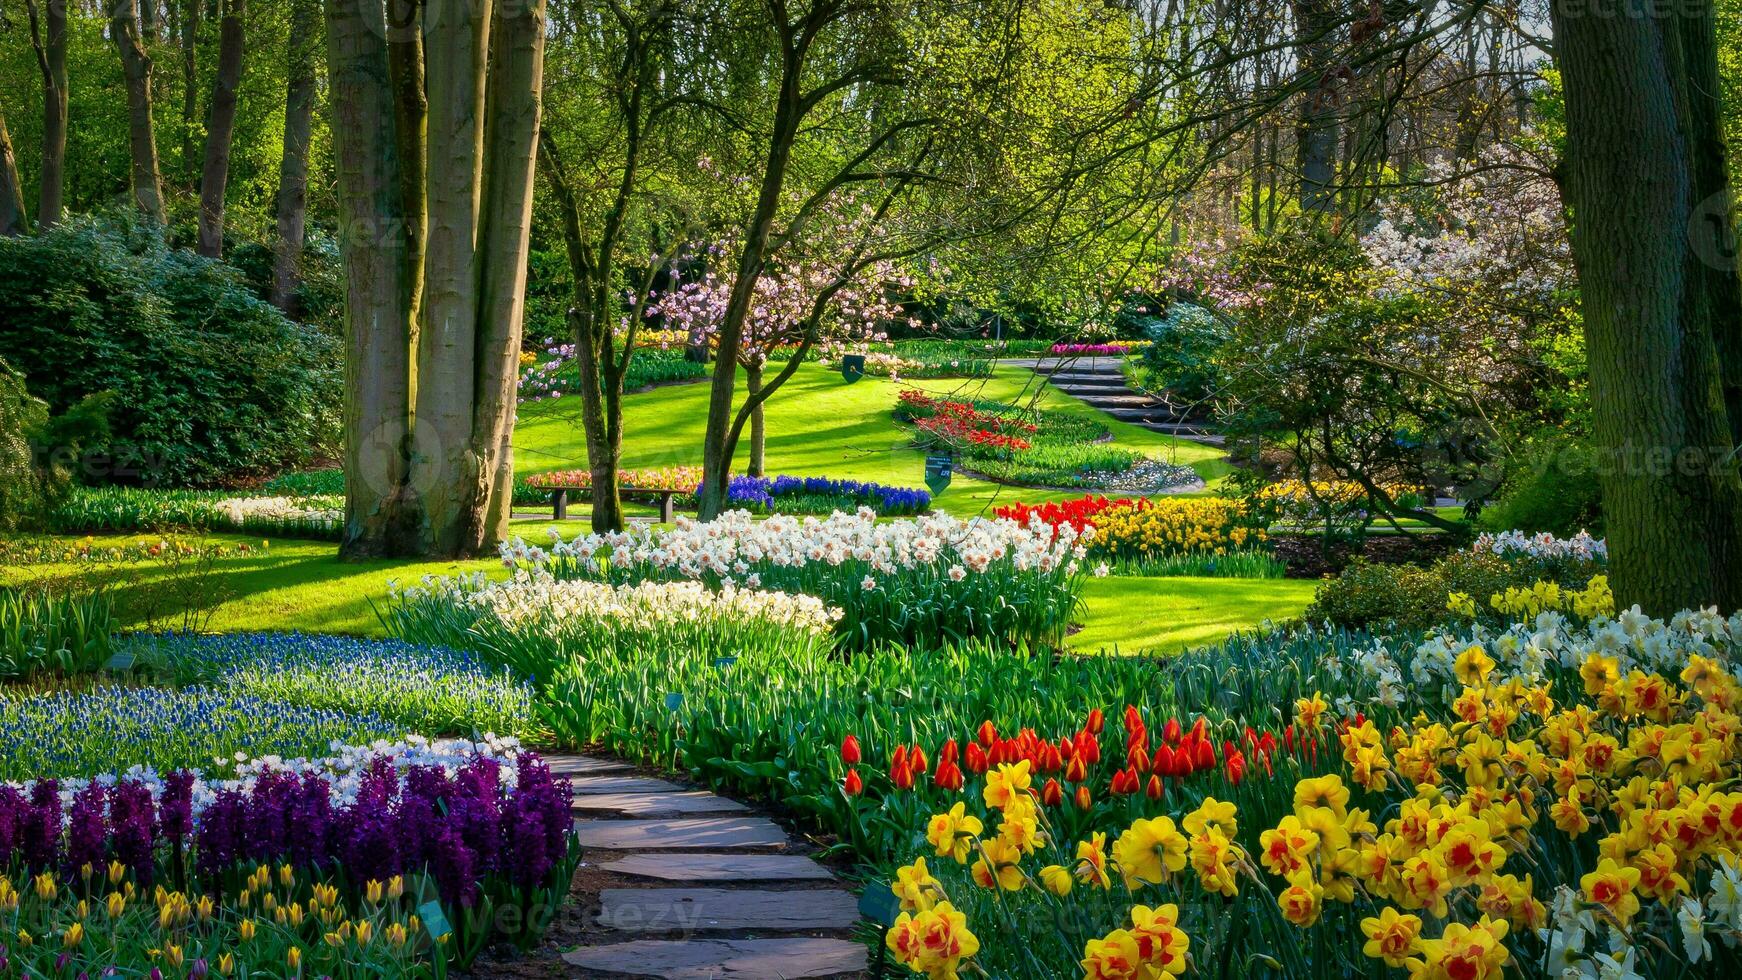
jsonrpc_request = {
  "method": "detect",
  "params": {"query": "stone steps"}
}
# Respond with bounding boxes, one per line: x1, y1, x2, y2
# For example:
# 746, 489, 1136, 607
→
547, 753, 869, 979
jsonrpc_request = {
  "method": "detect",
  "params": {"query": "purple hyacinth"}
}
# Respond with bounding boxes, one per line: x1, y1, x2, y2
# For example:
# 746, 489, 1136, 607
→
194, 790, 245, 880
110, 781, 158, 887
21, 780, 61, 872
64, 783, 109, 880
159, 771, 196, 842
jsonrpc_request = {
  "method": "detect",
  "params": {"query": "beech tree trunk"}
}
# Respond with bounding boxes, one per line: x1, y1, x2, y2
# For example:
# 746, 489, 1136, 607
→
26, 0, 68, 228
327, 0, 546, 558
745, 361, 766, 477
111, 0, 166, 223
411, 0, 491, 556
271, 0, 320, 312
0, 109, 26, 236
465, 0, 547, 553
196, 0, 247, 258
325, 0, 415, 558
1550, 0, 1742, 614
387, 0, 426, 337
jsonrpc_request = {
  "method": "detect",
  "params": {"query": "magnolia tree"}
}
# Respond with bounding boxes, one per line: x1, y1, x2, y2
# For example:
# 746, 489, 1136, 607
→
655, 241, 909, 476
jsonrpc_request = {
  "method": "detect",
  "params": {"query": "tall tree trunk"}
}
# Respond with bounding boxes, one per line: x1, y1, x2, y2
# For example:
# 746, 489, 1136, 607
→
325, 0, 415, 558
111, 0, 166, 223
1550, 0, 1742, 614
196, 0, 246, 258
178, 0, 200, 181
745, 361, 766, 477
410, 0, 491, 556
140, 0, 162, 41
1292, 0, 1339, 214
26, 0, 68, 228
0, 109, 26, 236
387, 0, 426, 341
271, 0, 319, 312
465, 0, 547, 553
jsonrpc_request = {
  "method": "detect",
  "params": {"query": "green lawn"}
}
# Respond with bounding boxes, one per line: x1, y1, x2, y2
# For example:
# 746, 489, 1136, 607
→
1072, 575, 1319, 655
514, 360, 1229, 515
5, 530, 1315, 650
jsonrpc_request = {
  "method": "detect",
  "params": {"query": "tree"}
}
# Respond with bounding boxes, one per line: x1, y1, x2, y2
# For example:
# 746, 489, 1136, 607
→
271, 0, 319, 311
196, 0, 246, 258
325, 0, 547, 558
1549, 0, 1742, 614
23, 0, 67, 228
0, 104, 25, 235
110, 0, 165, 223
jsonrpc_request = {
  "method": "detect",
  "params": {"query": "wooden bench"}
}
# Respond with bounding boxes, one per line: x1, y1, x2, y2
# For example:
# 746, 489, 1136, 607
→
544, 486, 686, 523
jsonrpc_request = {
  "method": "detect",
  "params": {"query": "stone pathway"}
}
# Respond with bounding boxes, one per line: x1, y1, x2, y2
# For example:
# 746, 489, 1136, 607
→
547, 753, 869, 980
1016, 354, 1225, 446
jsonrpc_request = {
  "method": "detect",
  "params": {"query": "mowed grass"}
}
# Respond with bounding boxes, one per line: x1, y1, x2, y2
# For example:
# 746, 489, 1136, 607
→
513, 359, 1229, 515
1072, 575, 1319, 655
5, 531, 1314, 651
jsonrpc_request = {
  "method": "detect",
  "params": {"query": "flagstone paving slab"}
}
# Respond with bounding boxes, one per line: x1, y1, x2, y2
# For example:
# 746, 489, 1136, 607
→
563, 937, 868, 978
597, 852, 837, 882
572, 817, 789, 851
568, 775, 690, 794
596, 887, 862, 933
545, 755, 637, 775
571, 791, 749, 817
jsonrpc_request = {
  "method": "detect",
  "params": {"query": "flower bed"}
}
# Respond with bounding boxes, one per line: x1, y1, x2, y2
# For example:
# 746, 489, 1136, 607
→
120, 631, 542, 740
1472, 528, 1607, 562
727, 475, 931, 516
0, 737, 576, 970
997, 495, 1277, 577
1050, 342, 1145, 356
48, 487, 345, 540
527, 464, 704, 494
894, 390, 1187, 491
499, 509, 1085, 651
382, 573, 840, 682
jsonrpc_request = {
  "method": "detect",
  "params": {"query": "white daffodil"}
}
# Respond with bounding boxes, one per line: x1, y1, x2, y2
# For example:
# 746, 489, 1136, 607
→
1678, 897, 1711, 963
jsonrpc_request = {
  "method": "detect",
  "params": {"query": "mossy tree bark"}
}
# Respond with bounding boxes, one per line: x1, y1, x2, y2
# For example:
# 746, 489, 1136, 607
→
24, 0, 68, 229
1551, 0, 1742, 614
0, 109, 26, 236
271, 0, 321, 312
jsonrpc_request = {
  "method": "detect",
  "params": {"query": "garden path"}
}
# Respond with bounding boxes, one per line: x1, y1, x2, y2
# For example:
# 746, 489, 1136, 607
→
547, 753, 870, 979
1013, 355, 1225, 446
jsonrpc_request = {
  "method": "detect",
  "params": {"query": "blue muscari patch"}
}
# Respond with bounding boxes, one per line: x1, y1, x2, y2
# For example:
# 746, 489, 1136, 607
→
720, 474, 931, 515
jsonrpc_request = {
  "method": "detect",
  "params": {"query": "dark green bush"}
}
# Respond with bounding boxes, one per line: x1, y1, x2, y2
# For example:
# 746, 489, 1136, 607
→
0, 214, 341, 487
1480, 435, 1604, 536
1141, 301, 1228, 402
1305, 550, 1602, 632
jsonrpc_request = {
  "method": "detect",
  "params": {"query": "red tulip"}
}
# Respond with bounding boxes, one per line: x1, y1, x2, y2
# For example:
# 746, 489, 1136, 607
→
1222, 740, 1237, 764
1127, 744, 1150, 775
940, 738, 960, 766
1074, 785, 1093, 811
1284, 724, 1296, 754
1086, 708, 1105, 734
1194, 738, 1215, 771
892, 761, 914, 790
1145, 774, 1164, 800
1123, 705, 1143, 734
965, 742, 989, 774
908, 746, 929, 776
1190, 717, 1209, 743
1152, 744, 1176, 778
1076, 731, 1101, 764
892, 745, 908, 775
840, 735, 861, 765
977, 720, 998, 747
1226, 751, 1247, 786
1162, 717, 1182, 747
1065, 754, 1088, 783
933, 760, 964, 790
843, 769, 863, 796
1042, 778, 1063, 807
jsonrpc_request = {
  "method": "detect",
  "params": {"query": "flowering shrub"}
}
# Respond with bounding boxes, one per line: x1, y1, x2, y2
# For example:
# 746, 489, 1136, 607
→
873, 603, 1742, 979
381, 572, 840, 682
0, 738, 575, 968
122, 632, 541, 739
726, 474, 931, 516
996, 495, 1273, 576
1254, 479, 1431, 527
500, 509, 1086, 651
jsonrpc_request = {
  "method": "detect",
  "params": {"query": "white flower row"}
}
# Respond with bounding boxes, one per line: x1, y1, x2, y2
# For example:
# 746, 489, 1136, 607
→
502, 507, 1089, 584
401, 570, 842, 635
16, 733, 531, 829
212, 495, 343, 527
1471, 528, 1607, 562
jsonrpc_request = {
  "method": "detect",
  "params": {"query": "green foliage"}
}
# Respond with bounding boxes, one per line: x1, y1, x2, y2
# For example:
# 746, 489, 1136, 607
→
1481, 435, 1605, 536
0, 588, 115, 680
624, 348, 709, 390
0, 215, 341, 486
1305, 550, 1602, 632
47, 486, 342, 541
1139, 301, 1228, 402
262, 469, 549, 509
